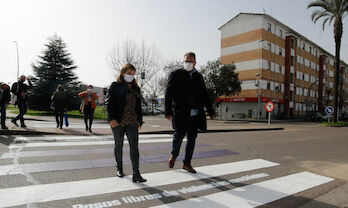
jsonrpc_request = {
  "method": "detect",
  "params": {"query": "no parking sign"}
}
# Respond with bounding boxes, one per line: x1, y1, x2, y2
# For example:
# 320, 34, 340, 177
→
265, 102, 274, 125
265, 102, 274, 112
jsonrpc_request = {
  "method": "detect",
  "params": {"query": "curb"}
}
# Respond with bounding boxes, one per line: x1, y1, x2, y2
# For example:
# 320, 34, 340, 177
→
0, 127, 284, 136
140, 127, 284, 135
0, 130, 61, 136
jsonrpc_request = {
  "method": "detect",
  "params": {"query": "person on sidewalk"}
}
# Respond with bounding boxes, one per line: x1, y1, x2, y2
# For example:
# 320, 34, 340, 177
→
11, 75, 33, 128
165, 52, 214, 173
0, 83, 11, 130
105, 63, 146, 183
51, 85, 67, 129
78, 85, 98, 132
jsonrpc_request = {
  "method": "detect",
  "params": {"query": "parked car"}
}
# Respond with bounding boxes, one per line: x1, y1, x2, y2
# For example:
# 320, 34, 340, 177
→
232, 113, 246, 119
305, 112, 323, 121
322, 114, 332, 121
340, 113, 348, 121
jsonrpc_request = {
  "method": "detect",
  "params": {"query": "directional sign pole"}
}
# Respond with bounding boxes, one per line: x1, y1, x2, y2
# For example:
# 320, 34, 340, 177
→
265, 102, 274, 126
325, 106, 334, 123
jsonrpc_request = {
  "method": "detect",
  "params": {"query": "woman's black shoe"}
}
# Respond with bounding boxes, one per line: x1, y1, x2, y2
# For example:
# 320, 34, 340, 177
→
132, 174, 147, 183
116, 170, 125, 178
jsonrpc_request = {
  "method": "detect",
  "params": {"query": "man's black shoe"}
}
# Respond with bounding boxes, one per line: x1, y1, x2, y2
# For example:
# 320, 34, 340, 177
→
11, 120, 18, 127
1, 126, 8, 130
21, 124, 27, 128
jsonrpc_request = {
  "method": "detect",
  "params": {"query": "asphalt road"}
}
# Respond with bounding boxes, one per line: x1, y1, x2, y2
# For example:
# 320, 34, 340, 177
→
0, 121, 347, 208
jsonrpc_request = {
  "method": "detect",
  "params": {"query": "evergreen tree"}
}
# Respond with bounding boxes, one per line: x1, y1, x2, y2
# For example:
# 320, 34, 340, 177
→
200, 59, 241, 107
29, 35, 83, 110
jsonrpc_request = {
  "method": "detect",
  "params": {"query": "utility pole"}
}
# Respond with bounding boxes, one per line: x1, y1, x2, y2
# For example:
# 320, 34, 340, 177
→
257, 40, 264, 119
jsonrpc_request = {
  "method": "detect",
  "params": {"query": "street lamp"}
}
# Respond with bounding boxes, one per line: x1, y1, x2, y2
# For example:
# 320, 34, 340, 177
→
257, 40, 264, 119
306, 79, 320, 114
13, 41, 19, 79
306, 76, 334, 114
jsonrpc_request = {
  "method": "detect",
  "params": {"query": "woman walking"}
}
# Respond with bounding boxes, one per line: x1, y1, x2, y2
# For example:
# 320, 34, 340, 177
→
51, 85, 67, 129
105, 63, 146, 183
78, 85, 98, 132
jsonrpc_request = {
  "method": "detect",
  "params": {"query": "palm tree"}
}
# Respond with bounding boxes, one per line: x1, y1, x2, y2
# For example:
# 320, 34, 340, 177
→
308, 0, 348, 122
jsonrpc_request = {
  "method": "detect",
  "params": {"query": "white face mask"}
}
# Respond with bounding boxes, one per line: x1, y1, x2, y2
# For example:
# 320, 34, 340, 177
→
87, 88, 93, 93
124, 74, 135, 83
183, 62, 194, 72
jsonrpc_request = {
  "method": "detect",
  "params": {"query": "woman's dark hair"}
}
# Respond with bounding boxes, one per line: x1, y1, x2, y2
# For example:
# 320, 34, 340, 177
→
56, 84, 64, 92
117, 63, 138, 86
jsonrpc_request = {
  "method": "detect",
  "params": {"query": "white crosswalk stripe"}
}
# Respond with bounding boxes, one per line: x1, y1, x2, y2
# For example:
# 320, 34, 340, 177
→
9, 138, 174, 148
150, 172, 333, 208
13, 134, 172, 142
0, 159, 278, 207
0, 134, 335, 208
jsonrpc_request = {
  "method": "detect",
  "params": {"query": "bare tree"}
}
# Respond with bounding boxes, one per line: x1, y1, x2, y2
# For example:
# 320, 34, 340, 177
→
158, 60, 183, 91
143, 74, 166, 113
108, 39, 161, 88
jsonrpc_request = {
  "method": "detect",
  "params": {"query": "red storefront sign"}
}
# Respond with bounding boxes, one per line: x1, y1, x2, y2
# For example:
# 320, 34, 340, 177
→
217, 97, 285, 104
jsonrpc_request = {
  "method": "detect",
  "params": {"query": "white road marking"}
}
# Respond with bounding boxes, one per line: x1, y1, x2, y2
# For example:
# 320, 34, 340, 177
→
9, 138, 174, 148
151, 171, 334, 208
0, 159, 278, 207
13, 134, 172, 142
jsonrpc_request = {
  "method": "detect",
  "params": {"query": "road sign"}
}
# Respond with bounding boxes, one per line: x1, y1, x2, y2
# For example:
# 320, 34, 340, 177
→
325, 106, 334, 115
265, 102, 274, 113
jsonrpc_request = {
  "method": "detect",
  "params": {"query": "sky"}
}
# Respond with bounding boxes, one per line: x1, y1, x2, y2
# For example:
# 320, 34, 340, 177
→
1, 0, 348, 87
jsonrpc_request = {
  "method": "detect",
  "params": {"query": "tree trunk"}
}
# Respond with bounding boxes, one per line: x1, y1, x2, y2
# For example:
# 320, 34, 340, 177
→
333, 39, 340, 122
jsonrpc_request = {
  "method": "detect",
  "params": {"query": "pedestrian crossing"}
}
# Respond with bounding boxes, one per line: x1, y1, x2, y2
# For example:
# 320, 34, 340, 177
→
22, 121, 161, 129
0, 134, 335, 207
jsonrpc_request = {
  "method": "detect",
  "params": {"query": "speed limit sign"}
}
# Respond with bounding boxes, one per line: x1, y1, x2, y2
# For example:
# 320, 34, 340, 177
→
265, 102, 274, 112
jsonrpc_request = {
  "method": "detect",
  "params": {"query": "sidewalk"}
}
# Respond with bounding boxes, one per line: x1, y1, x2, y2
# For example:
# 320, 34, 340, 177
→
1, 113, 284, 136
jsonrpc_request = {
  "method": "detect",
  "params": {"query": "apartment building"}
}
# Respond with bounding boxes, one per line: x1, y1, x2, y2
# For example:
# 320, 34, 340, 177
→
218, 13, 348, 119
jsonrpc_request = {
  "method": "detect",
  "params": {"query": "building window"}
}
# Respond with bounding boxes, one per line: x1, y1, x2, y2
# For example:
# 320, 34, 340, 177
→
267, 82, 271, 90
268, 43, 272, 51
268, 23, 272, 32
279, 29, 283, 38
290, 91, 294, 101
291, 56, 294, 66
268, 61, 272, 70
290, 73, 294, 83
291, 39, 295, 49
309, 46, 312, 53
316, 50, 318, 57
279, 48, 282, 56
302, 43, 305, 50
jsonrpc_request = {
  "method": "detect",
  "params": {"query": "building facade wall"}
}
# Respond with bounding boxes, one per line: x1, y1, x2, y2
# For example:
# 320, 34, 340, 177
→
218, 13, 348, 119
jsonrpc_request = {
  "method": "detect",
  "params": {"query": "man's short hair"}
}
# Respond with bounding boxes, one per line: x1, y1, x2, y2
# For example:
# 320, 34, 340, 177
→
184, 52, 196, 60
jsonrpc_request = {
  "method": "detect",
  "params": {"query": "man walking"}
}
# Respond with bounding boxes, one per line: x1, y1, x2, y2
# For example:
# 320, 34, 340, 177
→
11, 75, 32, 128
165, 52, 214, 173
0, 83, 11, 129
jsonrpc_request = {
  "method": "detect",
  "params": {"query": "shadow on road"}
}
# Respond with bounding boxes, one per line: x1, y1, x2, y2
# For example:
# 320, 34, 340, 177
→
0, 135, 15, 146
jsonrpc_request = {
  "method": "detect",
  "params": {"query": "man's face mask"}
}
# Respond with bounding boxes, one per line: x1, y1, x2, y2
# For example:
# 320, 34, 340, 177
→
183, 62, 194, 72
